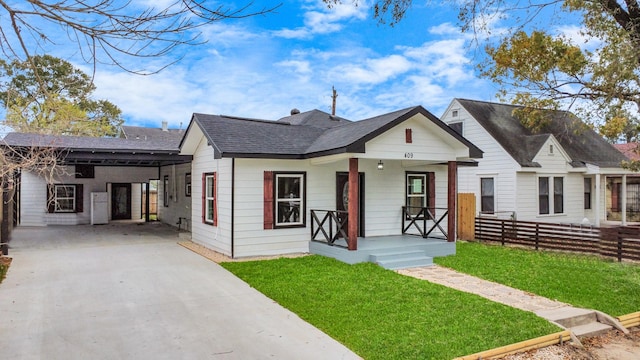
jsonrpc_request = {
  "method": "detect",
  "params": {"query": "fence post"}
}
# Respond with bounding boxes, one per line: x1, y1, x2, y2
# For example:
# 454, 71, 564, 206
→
501, 220, 505, 246
535, 223, 539, 250
618, 228, 623, 263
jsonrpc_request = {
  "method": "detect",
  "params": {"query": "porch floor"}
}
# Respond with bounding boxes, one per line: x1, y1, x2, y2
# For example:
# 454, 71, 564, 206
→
309, 235, 456, 270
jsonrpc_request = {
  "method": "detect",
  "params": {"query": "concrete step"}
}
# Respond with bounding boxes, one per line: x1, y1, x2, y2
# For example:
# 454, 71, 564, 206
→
536, 307, 597, 328
375, 256, 433, 270
571, 322, 613, 338
370, 250, 427, 262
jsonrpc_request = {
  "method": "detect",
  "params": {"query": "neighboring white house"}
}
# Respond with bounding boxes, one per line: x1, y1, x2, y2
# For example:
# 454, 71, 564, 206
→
179, 106, 482, 258
2, 125, 191, 227
441, 98, 638, 226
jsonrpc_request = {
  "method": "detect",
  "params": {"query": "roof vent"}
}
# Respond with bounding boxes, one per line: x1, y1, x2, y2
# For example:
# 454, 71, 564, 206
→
329, 115, 339, 121
162, 120, 168, 132
290, 108, 300, 115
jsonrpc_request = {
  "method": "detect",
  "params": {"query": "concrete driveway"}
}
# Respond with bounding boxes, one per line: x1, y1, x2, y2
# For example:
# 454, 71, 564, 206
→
0, 223, 360, 359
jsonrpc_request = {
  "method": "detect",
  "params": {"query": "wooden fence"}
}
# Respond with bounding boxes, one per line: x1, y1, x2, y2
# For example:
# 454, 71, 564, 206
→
457, 193, 475, 241
475, 217, 640, 262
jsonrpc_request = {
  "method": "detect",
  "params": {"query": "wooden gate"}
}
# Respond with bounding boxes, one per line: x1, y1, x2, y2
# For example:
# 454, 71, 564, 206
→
457, 193, 476, 240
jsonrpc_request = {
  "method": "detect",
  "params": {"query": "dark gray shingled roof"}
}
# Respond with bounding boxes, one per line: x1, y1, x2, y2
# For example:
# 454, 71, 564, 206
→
120, 125, 184, 148
2, 126, 190, 166
187, 106, 482, 159
456, 99, 627, 168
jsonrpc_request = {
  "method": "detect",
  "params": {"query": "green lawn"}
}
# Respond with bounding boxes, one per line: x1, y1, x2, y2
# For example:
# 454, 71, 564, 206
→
221, 255, 558, 360
435, 241, 640, 316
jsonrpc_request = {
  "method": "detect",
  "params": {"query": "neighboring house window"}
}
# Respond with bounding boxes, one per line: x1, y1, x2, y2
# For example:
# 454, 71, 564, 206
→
538, 176, 564, 215
480, 177, 495, 214
163, 175, 169, 207
203, 173, 216, 225
405, 172, 435, 218
449, 122, 463, 136
554, 177, 564, 214
539, 177, 550, 215
47, 184, 83, 213
452, 110, 459, 117
185, 173, 192, 197
275, 173, 305, 227
584, 178, 592, 210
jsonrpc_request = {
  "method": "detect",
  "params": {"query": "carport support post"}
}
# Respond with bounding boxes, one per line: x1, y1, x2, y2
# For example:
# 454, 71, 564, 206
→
348, 158, 359, 250
447, 161, 456, 242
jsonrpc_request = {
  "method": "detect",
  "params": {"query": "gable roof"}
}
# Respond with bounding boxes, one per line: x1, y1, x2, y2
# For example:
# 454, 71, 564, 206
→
120, 125, 184, 148
455, 98, 627, 168
185, 106, 483, 159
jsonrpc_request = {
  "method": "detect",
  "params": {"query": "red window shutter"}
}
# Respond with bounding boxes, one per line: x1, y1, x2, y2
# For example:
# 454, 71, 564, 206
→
405, 128, 412, 143
264, 171, 274, 229
201, 173, 206, 223
213, 172, 218, 226
428, 172, 436, 215
76, 184, 84, 213
47, 185, 54, 213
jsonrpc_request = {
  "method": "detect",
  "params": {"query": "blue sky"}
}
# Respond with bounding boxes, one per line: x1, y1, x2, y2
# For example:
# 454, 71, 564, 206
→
4, 0, 589, 132
72, 0, 502, 129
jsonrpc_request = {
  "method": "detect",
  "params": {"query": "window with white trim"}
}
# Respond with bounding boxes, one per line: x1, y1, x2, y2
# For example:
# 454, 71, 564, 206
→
480, 177, 495, 214
205, 173, 215, 224
406, 173, 427, 217
449, 121, 463, 136
275, 173, 305, 227
539, 176, 564, 215
54, 185, 76, 212
584, 177, 592, 210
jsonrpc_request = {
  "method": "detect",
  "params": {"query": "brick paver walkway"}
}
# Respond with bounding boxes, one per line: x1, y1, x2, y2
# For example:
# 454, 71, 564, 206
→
397, 265, 568, 312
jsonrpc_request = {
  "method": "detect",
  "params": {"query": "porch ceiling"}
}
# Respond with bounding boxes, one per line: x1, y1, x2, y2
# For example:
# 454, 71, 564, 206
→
62, 152, 192, 167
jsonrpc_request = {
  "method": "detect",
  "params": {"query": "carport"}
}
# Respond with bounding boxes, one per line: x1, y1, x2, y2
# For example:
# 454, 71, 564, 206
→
0, 224, 359, 359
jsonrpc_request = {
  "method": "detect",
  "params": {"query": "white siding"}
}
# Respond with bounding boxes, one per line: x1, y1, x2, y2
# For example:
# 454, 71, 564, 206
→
441, 100, 521, 216
158, 163, 192, 229
190, 136, 233, 255
20, 166, 158, 226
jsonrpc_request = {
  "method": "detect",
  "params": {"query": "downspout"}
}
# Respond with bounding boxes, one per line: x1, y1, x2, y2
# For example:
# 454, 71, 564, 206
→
231, 158, 235, 259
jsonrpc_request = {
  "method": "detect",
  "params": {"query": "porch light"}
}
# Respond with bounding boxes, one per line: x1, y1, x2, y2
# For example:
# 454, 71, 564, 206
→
377, 160, 384, 170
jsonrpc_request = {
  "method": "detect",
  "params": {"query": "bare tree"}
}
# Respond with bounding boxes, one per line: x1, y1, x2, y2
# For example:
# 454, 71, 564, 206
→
0, 1, 276, 77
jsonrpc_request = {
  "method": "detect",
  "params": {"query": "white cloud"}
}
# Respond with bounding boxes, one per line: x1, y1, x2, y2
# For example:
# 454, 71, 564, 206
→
332, 55, 413, 85
273, 1, 367, 40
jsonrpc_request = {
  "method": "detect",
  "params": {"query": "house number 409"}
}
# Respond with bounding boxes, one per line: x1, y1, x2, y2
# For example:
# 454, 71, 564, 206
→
404, 152, 413, 158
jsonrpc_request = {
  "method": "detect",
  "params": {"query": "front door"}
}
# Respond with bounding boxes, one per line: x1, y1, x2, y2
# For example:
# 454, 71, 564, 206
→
336, 172, 365, 237
111, 183, 132, 220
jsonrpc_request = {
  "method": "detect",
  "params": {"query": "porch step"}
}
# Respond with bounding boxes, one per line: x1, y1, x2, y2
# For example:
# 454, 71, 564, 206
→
370, 250, 433, 270
536, 307, 613, 338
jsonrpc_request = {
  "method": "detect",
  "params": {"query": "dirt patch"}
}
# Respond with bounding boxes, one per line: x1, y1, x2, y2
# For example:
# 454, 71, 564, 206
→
505, 329, 640, 359
0, 256, 12, 282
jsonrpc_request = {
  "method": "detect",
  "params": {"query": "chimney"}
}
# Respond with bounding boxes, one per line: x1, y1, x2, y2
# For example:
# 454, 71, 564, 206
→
162, 120, 168, 132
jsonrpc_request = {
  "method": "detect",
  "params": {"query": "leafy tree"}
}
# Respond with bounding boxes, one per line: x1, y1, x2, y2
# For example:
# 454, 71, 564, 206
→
1, 55, 122, 136
327, 0, 640, 165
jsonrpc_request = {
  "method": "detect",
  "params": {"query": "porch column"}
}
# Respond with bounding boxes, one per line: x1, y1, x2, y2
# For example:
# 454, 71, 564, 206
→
447, 161, 456, 242
622, 175, 627, 226
348, 158, 359, 250
594, 174, 601, 227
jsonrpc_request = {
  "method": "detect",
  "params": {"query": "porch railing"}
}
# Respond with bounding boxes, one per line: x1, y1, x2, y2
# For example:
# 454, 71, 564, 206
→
310, 209, 349, 248
402, 206, 448, 240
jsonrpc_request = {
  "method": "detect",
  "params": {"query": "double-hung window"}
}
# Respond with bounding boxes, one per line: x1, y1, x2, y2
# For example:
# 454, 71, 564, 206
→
584, 178, 592, 210
480, 177, 495, 214
204, 173, 215, 224
539, 176, 564, 215
163, 175, 169, 207
55, 185, 76, 212
275, 173, 305, 227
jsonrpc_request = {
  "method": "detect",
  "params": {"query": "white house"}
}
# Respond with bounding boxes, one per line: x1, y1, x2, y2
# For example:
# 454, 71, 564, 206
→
441, 98, 638, 226
178, 106, 482, 260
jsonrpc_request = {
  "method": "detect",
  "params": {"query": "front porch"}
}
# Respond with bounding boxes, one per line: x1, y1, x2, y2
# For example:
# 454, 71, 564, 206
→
309, 235, 456, 269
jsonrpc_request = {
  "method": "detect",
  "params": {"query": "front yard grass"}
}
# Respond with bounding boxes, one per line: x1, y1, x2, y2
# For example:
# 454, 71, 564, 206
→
435, 241, 640, 316
221, 255, 558, 360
